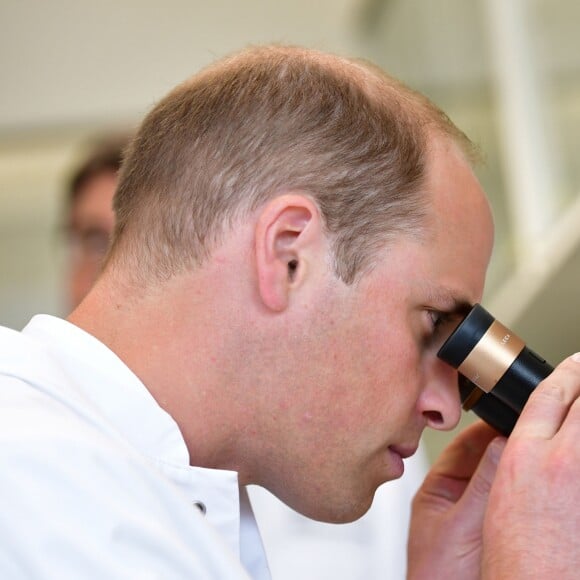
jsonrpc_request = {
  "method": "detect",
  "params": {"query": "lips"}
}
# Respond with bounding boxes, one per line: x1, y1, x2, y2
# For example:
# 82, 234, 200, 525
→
388, 444, 418, 459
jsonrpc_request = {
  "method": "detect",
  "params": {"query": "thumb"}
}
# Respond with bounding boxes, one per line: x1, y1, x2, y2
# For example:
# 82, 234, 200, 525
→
456, 436, 506, 519
416, 421, 499, 506
407, 435, 506, 580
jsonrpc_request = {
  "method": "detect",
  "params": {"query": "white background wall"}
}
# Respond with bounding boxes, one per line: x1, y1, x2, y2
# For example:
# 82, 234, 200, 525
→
0, 0, 361, 130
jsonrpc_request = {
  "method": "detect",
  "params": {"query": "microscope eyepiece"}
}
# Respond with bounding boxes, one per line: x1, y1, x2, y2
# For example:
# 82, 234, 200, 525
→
438, 304, 553, 435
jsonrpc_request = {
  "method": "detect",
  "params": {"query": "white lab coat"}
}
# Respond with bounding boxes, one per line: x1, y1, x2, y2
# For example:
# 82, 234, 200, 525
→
0, 315, 268, 579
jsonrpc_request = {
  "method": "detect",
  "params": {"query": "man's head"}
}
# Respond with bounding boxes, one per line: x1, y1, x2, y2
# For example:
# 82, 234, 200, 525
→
107, 45, 476, 286
64, 136, 128, 308
77, 46, 493, 524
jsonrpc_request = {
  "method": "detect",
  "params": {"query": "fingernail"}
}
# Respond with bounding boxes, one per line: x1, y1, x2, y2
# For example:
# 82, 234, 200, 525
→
488, 437, 506, 464
572, 352, 580, 363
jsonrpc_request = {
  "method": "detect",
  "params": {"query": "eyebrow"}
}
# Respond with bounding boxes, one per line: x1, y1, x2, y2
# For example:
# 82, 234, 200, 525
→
425, 287, 473, 316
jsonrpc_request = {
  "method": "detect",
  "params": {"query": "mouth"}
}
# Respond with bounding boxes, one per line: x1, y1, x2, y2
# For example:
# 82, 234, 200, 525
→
388, 444, 418, 460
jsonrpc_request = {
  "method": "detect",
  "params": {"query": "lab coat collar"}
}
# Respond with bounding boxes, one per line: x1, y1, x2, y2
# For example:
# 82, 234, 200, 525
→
23, 314, 195, 466
19, 315, 270, 577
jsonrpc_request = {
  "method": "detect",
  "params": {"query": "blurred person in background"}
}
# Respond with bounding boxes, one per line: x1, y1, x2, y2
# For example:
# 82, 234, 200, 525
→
62, 136, 124, 309
61, 133, 428, 580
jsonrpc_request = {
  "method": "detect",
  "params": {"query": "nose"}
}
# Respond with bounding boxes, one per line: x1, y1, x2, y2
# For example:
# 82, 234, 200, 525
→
417, 358, 462, 430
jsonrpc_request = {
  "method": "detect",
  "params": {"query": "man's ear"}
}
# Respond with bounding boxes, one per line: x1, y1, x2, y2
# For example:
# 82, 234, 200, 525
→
255, 194, 323, 312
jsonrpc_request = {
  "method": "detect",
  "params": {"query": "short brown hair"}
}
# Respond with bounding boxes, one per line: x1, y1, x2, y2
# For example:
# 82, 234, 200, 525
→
110, 45, 475, 284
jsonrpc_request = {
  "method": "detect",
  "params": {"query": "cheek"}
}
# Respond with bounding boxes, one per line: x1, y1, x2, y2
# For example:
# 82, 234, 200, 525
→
336, 324, 422, 422
71, 261, 100, 287
298, 293, 422, 428
359, 311, 421, 377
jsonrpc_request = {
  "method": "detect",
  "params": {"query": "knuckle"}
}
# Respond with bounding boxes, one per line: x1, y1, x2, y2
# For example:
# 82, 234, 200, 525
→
559, 356, 580, 382
531, 361, 580, 405
543, 448, 576, 487
529, 378, 568, 405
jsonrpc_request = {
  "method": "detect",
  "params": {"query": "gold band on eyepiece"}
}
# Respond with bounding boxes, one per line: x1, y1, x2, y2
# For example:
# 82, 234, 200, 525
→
457, 320, 525, 393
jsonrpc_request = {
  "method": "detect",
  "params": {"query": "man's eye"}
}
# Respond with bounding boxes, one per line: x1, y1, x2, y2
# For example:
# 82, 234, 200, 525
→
428, 310, 446, 330
65, 227, 111, 262
425, 310, 464, 351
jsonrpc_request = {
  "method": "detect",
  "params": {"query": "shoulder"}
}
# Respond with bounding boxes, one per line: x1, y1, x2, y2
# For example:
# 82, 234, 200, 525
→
0, 330, 249, 579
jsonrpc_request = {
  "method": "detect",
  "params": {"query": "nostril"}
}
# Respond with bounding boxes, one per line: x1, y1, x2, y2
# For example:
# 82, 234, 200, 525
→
423, 410, 444, 426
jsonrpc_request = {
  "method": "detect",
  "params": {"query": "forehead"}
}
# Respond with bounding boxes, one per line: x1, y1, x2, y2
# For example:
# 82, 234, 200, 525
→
361, 138, 494, 308
420, 138, 494, 302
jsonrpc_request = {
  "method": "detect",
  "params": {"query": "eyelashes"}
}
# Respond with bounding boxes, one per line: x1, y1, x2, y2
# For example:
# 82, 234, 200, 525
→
428, 310, 449, 331
426, 310, 461, 346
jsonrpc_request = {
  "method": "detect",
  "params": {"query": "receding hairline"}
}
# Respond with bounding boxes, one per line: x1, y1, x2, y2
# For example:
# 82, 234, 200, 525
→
196, 44, 479, 161
195, 45, 422, 117
107, 44, 480, 287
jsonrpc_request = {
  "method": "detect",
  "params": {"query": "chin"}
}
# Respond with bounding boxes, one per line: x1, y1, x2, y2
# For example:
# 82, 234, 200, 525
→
301, 492, 374, 524
264, 470, 377, 524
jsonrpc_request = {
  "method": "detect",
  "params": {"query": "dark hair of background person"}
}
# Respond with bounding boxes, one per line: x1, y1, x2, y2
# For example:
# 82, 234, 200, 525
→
66, 134, 130, 207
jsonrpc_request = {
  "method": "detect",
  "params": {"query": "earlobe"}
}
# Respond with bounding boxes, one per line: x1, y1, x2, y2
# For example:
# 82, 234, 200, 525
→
255, 194, 321, 312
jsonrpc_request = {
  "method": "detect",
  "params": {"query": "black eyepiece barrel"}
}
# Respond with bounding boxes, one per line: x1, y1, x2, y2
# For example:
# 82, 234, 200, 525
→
439, 304, 554, 434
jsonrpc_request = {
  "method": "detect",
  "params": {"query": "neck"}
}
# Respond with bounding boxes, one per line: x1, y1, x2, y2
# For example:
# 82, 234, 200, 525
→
68, 266, 257, 480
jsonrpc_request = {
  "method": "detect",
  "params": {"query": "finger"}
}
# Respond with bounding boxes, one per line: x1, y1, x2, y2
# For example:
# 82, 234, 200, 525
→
419, 421, 499, 504
555, 391, 580, 449
431, 421, 498, 478
511, 353, 580, 440
454, 436, 506, 518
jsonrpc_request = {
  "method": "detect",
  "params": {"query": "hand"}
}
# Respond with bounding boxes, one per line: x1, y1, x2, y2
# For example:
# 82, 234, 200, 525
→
482, 353, 580, 579
407, 421, 506, 579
